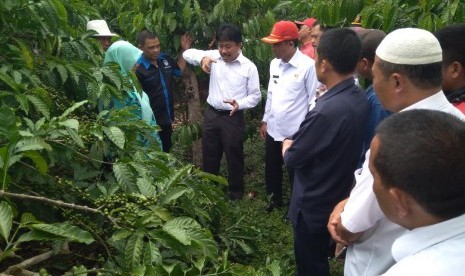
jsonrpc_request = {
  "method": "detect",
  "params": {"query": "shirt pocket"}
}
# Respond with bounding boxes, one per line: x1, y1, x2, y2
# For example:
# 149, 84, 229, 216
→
287, 80, 305, 95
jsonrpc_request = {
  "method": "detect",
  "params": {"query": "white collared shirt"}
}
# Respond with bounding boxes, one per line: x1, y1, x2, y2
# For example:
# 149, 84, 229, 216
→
182, 49, 261, 110
341, 91, 465, 276
262, 49, 319, 141
383, 214, 465, 275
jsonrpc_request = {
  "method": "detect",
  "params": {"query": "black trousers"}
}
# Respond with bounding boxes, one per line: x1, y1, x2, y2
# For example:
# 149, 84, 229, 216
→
293, 218, 330, 276
202, 106, 245, 198
265, 133, 294, 206
159, 123, 173, 153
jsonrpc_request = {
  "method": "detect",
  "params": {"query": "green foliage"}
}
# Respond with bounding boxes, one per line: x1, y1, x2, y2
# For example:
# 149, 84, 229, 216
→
0, 201, 13, 243
280, 0, 465, 32
1, 0, 272, 274
1, 0, 462, 275
0, 209, 94, 262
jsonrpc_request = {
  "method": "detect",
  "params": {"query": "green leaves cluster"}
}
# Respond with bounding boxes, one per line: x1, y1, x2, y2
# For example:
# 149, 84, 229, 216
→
0, 203, 93, 262
0, 1, 268, 274
279, 0, 465, 32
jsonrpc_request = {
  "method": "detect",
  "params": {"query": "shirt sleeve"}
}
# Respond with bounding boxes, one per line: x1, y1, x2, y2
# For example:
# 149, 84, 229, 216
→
340, 149, 386, 232
305, 63, 319, 106
284, 111, 332, 168
182, 49, 219, 66
236, 63, 261, 110
262, 64, 274, 123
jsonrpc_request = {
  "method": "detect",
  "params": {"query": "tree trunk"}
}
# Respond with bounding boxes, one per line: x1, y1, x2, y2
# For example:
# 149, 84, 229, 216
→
182, 67, 203, 167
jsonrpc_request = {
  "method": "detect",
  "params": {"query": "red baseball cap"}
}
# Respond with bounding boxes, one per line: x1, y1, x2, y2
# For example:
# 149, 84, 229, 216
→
295, 18, 317, 28
261, 21, 299, 44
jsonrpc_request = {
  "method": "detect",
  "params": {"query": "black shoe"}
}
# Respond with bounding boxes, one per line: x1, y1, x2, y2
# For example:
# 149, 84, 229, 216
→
266, 202, 283, 213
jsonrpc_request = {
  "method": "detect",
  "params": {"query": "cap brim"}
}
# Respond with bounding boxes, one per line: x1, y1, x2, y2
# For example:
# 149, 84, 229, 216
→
261, 36, 285, 44
294, 20, 305, 25
92, 33, 118, 37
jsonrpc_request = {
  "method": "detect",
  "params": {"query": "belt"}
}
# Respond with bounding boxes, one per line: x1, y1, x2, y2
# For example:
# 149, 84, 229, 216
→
207, 103, 231, 115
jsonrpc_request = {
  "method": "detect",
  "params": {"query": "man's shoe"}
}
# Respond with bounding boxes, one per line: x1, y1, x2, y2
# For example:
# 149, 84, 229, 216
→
266, 202, 283, 213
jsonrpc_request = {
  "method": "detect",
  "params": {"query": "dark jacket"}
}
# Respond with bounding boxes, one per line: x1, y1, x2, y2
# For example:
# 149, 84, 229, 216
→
285, 78, 369, 232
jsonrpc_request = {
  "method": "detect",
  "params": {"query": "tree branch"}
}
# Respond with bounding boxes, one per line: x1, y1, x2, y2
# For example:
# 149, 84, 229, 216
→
0, 190, 118, 225
2, 242, 69, 275
51, 140, 114, 165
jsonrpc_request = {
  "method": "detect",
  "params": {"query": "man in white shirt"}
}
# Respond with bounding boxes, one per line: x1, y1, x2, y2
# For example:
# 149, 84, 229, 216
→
259, 21, 319, 211
327, 28, 465, 276
183, 23, 261, 200
370, 109, 465, 275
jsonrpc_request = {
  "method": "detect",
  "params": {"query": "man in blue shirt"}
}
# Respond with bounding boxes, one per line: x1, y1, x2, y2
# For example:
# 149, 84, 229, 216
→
136, 30, 192, 152
355, 29, 391, 166
282, 28, 369, 276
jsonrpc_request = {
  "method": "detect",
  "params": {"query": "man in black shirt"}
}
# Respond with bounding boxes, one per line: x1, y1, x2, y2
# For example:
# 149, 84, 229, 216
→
283, 28, 368, 276
136, 30, 192, 152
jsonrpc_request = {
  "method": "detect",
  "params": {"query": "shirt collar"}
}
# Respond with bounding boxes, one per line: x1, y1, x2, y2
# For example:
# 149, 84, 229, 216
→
391, 213, 465, 262
219, 51, 246, 65
138, 55, 153, 70
138, 53, 168, 70
318, 77, 356, 101
280, 48, 302, 68
401, 91, 450, 112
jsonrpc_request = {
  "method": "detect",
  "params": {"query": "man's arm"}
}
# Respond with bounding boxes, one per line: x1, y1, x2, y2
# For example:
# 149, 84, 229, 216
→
182, 48, 219, 70
233, 64, 261, 110
177, 33, 193, 74
328, 198, 364, 245
281, 139, 293, 157
305, 62, 319, 105
260, 64, 275, 140
338, 150, 386, 236
283, 111, 331, 168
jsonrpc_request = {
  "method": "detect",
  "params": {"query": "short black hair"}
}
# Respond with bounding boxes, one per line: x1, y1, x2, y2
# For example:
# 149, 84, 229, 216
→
434, 23, 465, 67
377, 59, 442, 90
312, 21, 331, 33
216, 23, 242, 43
374, 109, 465, 220
317, 28, 361, 75
358, 29, 386, 62
136, 30, 158, 46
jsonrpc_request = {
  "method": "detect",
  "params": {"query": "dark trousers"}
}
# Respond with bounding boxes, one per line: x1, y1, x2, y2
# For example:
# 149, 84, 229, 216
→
159, 124, 173, 153
293, 219, 330, 276
265, 133, 294, 206
202, 106, 245, 199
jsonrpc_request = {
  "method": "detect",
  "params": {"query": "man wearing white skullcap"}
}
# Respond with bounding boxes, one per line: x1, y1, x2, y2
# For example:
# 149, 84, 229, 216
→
327, 28, 465, 276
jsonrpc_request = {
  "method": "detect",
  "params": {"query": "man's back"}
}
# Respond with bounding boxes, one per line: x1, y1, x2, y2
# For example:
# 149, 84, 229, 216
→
286, 78, 369, 228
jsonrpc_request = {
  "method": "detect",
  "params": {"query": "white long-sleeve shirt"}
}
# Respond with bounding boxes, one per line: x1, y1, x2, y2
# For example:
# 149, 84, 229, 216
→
384, 213, 465, 275
183, 49, 261, 110
262, 49, 319, 141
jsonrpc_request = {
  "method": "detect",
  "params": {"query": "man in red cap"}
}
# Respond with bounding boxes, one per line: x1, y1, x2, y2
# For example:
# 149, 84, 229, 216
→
295, 18, 317, 59
260, 21, 319, 212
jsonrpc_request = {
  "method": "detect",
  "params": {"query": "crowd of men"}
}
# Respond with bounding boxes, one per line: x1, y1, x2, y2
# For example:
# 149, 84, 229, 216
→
87, 19, 465, 276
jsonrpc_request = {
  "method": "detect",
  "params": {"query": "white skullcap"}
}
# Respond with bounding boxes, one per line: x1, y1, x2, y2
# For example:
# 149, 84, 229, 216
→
376, 28, 442, 65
